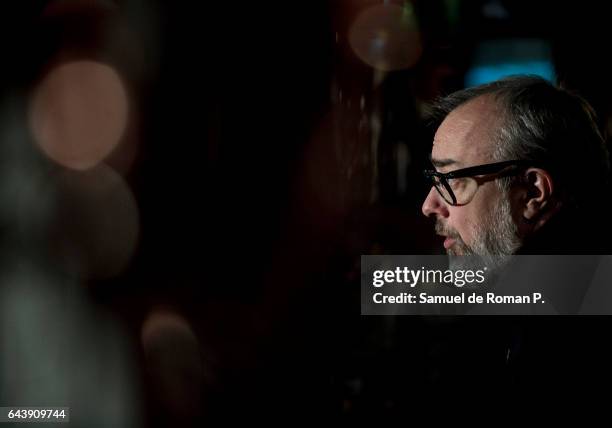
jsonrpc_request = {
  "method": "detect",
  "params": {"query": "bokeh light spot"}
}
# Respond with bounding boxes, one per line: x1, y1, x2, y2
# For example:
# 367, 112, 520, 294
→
29, 60, 129, 170
348, 3, 422, 71
50, 164, 139, 279
141, 309, 205, 421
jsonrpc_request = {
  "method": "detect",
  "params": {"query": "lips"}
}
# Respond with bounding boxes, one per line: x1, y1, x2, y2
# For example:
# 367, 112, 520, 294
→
443, 237, 456, 249
435, 222, 458, 250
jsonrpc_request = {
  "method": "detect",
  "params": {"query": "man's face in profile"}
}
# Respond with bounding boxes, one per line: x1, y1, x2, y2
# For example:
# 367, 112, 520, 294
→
421, 95, 521, 260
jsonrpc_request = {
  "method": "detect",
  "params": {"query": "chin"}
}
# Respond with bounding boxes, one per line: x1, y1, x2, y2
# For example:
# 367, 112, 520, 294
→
447, 246, 463, 256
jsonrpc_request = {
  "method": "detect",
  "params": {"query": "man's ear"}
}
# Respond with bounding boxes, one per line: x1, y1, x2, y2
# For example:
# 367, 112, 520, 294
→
522, 167, 559, 229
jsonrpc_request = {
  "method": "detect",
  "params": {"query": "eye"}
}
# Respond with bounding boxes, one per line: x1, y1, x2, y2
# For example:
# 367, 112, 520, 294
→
448, 177, 467, 192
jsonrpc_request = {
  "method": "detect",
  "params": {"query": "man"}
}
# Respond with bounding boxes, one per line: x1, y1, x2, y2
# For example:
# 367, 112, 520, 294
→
417, 75, 612, 402
422, 75, 610, 259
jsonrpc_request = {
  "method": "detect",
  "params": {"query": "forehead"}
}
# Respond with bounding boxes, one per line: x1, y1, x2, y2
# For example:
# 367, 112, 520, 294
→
432, 95, 502, 168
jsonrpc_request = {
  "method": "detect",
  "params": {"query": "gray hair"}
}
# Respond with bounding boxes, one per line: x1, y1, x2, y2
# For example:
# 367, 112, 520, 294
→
430, 75, 610, 208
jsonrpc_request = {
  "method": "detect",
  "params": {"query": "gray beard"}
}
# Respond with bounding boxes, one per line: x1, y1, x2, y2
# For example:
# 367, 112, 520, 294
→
441, 194, 521, 276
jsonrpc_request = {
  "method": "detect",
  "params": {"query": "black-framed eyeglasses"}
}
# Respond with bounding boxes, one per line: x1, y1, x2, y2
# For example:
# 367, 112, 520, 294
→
423, 160, 531, 206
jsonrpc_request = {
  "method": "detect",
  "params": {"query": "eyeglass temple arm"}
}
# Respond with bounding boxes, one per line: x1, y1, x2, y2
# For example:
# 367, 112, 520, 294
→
445, 160, 530, 179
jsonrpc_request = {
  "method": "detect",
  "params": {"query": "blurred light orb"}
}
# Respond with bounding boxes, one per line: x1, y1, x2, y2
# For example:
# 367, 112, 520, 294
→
141, 310, 198, 351
51, 164, 139, 279
141, 310, 204, 421
348, 3, 422, 71
29, 60, 129, 170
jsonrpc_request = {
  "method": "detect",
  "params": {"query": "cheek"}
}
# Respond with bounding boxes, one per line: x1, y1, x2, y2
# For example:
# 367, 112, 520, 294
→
448, 207, 476, 240
448, 196, 491, 244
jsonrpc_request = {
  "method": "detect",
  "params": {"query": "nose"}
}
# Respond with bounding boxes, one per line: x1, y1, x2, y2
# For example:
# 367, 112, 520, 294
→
422, 186, 449, 218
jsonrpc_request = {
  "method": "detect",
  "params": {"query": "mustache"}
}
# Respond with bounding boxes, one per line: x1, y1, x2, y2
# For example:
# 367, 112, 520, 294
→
435, 221, 461, 240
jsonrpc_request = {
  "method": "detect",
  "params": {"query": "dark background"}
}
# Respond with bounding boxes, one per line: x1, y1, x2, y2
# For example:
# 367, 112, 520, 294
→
1, 1, 612, 425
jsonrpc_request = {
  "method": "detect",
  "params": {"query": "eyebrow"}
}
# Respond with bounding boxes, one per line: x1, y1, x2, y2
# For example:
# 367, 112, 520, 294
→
429, 155, 460, 168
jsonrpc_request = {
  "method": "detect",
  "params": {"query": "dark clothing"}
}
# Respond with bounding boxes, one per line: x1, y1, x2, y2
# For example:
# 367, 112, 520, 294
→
465, 207, 612, 408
